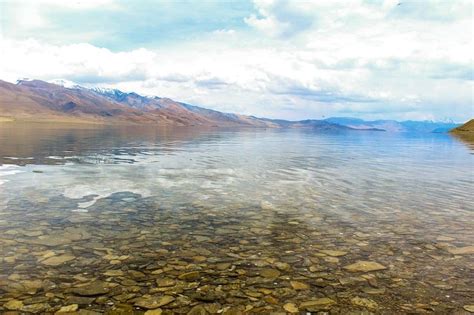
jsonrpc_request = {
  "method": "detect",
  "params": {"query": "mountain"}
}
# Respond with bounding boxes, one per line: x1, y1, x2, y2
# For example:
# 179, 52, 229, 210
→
450, 119, 474, 144
325, 117, 460, 133
450, 119, 474, 134
0, 79, 284, 127
1, 79, 461, 132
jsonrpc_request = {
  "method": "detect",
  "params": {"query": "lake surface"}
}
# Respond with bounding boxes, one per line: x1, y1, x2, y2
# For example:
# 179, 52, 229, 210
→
0, 123, 473, 314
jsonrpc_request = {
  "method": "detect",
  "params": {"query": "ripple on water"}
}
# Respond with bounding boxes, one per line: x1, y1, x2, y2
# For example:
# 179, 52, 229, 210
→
0, 127, 473, 313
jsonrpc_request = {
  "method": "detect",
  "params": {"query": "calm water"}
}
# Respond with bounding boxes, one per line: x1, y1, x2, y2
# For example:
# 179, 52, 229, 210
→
0, 124, 473, 314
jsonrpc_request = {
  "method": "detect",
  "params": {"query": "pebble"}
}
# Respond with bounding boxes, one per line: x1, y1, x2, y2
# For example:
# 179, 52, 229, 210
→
145, 309, 163, 315
41, 254, 75, 266
260, 268, 281, 278
135, 295, 175, 309
300, 298, 336, 311
320, 249, 348, 257
464, 305, 474, 313
283, 303, 299, 313
290, 280, 309, 290
70, 281, 110, 296
343, 261, 387, 272
55, 304, 79, 313
351, 297, 378, 310
447, 246, 474, 255
4, 299, 24, 310
178, 271, 200, 281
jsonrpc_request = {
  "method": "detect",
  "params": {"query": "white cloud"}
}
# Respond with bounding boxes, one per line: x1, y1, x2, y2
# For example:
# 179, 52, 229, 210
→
0, 0, 472, 121
1, 0, 119, 32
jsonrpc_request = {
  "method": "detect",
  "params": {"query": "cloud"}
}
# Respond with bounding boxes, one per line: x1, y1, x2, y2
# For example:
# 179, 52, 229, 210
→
0, 0, 472, 121
0, 39, 154, 83
244, 0, 314, 38
1, 0, 119, 30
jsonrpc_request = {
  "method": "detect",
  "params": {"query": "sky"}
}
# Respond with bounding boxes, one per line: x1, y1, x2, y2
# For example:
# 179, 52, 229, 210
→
0, 0, 472, 121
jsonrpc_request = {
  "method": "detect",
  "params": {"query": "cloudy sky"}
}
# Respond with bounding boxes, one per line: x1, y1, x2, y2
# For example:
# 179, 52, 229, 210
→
0, 0, 472, 121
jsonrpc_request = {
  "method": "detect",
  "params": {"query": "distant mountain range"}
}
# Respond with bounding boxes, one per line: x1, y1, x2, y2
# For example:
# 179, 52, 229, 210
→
0, 79, 465, 133
324, 117, 460, 133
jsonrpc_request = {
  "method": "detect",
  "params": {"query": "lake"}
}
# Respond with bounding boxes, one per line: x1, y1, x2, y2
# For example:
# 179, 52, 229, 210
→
0, 123, 473, 314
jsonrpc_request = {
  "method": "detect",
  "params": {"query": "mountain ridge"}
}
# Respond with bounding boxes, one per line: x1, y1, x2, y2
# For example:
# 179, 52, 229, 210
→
0, 79, 281, 128
0, 79, 467, 132
324, 117, 460, 133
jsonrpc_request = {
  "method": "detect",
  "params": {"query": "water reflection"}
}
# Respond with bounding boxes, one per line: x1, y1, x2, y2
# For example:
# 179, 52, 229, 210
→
0, 123, 473, 313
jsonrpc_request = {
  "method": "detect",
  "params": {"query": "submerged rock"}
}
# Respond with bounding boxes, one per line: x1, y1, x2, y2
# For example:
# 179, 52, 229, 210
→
156, 278, 176, 287
179, 271, 200, 281
103, 270, 124, 276
21, 303, 50, 313
283, 303, 298, 313
447, 246, 474, 255
351, 297, 378, 310
300, 298, 336, 311
260, 268, 281, 279
463, 305, 474, 313
320, 249, 348, 257
290, 280, 309, 290
70, 281, 110, 296
41, 254, 75, 266
343, 261, 387, 272
134, 295, 175, 309
55, 304, 79, 313
4, 299, 24, 310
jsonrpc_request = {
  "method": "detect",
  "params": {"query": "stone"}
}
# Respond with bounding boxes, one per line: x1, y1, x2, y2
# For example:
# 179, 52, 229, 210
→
362, 287, 386, 295
447, 246, 474, 255
192, 256, 207, 262
65, 295, 95, 305
283, 303, 299, 313
4, 299, 24, 310
260, 268, 281, 279
129, 270, 146, 279
22, 279, 43, 290
187, 305, 207, 315
436, 236, 455, 241
56, 304, 79, 313
351, 297, 378, 310
275, 262, 290, 271
30, 235, 71, 246
179, 271, 200, 281
21, 303, 50, 313
135, 295, 175, 309
156, 278, 176, 287
145, 310, 163, 315
70, 281, 110, 296
464, 305, 474, 313
320, 250, 348, 257
323, 256, 339, 263
77, 310, 102, 315
104, 270, 124, 276
300, 298, 336, 311
290, 280, 309, 290
216, 263, 231, 270
343, 261, 387, 272
41, 254, 75, 266
190, 291, 222, 302
264, 296, 279, 304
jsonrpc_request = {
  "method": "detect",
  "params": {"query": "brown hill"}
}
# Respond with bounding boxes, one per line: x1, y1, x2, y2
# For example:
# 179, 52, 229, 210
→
0, 80, 278, 127
450, 119, 474, 144
450, 119, 474, 133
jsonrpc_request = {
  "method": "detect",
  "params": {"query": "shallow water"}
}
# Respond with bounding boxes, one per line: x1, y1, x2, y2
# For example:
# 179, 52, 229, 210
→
0, 124, 473, 314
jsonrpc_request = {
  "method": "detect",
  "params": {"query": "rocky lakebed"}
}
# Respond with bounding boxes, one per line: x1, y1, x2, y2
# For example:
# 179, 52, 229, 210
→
0, 127, 473, 314
0, 191, 473, 314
